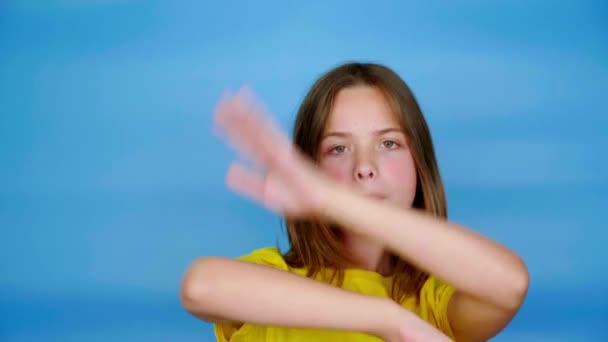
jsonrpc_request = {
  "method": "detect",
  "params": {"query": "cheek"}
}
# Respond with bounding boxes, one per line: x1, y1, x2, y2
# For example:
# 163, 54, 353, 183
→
381, 153, 417, 199
319, 158, 353, 184
383, 156, 416, 181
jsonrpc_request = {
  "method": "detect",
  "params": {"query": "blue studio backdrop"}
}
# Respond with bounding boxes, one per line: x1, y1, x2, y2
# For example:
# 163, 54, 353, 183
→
1, 1, 607, 341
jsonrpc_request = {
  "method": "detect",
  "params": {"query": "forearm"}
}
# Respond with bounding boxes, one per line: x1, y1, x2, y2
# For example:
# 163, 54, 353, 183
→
321, 184, 529, 310
180, 256, 397, 337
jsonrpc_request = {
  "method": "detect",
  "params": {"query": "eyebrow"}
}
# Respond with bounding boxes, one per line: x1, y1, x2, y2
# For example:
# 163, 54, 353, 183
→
321, 128, 404, 140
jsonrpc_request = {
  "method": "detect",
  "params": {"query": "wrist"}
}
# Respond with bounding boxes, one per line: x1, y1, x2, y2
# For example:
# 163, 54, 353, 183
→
363, 297, 403, 340
311, 176, 340, 221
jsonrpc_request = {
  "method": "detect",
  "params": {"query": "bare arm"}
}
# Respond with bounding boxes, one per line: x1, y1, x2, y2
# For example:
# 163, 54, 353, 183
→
320, 185, 530, 340
210, 89, 528, 341
180, 256, 450, 341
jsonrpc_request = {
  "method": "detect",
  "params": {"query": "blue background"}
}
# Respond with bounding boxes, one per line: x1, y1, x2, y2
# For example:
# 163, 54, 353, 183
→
1, 1, 607, 341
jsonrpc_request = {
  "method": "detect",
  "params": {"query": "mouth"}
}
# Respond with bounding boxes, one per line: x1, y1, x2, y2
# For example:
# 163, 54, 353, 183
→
366, 193, 388, 200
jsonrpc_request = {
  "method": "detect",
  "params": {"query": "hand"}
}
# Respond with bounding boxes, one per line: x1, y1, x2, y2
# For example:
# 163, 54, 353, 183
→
381, 302, 453, 342
214, 88, 453, 341
213, 87, 332, 219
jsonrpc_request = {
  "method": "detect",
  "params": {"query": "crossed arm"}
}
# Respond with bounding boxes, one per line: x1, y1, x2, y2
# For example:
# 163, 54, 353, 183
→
181, 256, 451, 341
181, 89, 529, 341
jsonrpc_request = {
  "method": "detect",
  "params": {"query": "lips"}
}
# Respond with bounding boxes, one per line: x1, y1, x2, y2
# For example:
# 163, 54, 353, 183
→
366, 193, 387, 200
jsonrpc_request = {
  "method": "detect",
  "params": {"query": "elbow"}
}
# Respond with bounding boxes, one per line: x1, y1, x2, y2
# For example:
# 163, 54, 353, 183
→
180, 256, 224, 315
503, 256, 530, 311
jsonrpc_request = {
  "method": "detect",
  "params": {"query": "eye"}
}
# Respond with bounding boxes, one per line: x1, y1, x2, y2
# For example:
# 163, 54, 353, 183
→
329, 145, 347, 154
382, 140, 400, 149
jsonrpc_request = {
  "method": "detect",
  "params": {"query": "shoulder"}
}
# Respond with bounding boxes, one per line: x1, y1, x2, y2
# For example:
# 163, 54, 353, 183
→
420, 275, 456, 300
237, 246, 289, 271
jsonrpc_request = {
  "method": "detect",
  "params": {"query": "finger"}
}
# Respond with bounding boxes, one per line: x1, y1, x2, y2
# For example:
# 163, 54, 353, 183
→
213, 91, 266, 166
215, 91, 320, 207
214, 88, 292, 169
226, 162, 289, 215
212, 90, 234, 138
214, 86, 260, 134
225, 163, 266, 203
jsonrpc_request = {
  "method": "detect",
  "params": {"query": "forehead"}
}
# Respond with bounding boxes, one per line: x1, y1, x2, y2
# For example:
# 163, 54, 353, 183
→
324, 86, 400, 133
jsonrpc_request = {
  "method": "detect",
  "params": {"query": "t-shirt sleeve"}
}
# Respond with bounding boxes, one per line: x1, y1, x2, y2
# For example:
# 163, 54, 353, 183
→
418, 275, 456, 340
213, 247, 288, 342
236, 246, 289, 270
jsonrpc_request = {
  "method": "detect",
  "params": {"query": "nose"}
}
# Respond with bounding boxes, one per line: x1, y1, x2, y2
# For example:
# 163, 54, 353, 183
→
356, 166, 376, 180
354, 152, 377, 181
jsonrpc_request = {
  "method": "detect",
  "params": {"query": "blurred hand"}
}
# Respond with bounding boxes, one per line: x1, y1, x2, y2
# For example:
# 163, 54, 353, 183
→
213, 87, 331, 219
214, 88, 452, 342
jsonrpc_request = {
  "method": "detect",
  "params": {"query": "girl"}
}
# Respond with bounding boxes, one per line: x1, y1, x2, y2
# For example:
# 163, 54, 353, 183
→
181, 63, 529, 341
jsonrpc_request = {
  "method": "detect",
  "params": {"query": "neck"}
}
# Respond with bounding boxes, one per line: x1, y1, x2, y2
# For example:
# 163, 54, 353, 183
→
342, 231, 393, 276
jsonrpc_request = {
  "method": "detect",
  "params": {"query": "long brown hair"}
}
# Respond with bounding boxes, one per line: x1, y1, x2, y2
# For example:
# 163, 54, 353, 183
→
280, 62, 447, 304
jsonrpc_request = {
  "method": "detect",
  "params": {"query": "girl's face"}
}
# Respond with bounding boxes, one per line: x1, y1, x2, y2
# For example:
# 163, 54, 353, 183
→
318, 86, 417, 208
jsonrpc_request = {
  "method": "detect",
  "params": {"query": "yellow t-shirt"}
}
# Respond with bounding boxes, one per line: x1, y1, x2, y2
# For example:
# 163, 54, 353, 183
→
214, 247, 455, 341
